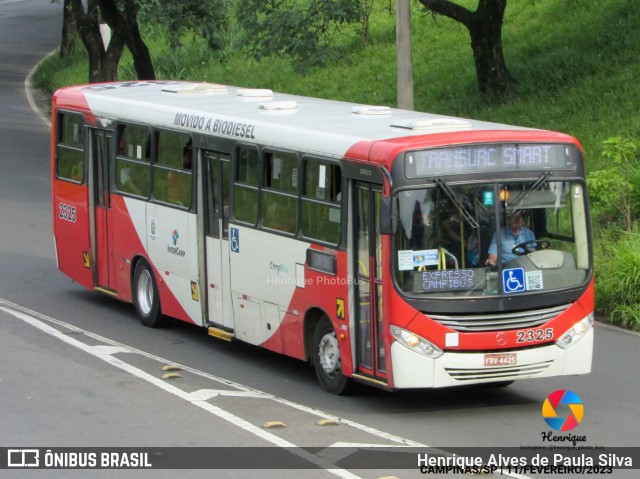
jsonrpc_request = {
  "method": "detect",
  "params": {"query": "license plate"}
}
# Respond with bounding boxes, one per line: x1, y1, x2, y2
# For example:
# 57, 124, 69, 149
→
484, 353, 517, 367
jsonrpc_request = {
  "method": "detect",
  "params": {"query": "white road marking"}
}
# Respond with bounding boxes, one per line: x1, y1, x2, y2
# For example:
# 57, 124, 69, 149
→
92, 345, 133, 355
189, 389, 265, 400
1, 298, 422, 446
0, 302, 359, 479
1, 297, 532, 478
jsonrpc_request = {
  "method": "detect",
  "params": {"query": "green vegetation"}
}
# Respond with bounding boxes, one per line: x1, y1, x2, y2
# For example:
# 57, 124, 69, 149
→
588, 138, 640, 330
34, 0, 640, 329
588, 138, 639, 233
592, 227, 640, 331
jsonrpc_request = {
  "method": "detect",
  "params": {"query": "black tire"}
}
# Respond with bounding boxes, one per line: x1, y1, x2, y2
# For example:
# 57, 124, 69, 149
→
133, 260, 168, 328
312, 317, 350, 395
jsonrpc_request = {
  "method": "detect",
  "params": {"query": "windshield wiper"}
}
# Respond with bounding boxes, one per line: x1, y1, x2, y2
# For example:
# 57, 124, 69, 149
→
434, 178, 479, 229
510, 171, 552, 207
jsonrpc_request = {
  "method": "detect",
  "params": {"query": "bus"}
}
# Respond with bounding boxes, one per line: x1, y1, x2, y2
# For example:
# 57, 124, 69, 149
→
52, 81, 594, 394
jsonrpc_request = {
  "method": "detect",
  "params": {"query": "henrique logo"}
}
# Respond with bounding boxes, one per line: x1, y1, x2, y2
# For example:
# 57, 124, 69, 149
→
540, 389, 589, 447
542, 389, 584, 431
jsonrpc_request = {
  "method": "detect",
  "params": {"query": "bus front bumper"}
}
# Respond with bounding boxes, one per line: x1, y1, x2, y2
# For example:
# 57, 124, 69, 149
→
390, 328, 593, 389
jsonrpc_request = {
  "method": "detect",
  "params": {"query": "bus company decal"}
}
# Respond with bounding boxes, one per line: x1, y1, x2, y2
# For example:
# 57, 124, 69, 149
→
167, 229, 186, 258
149, 217, 157, 242
269, 262, 288, 275
174, 112, 257, 140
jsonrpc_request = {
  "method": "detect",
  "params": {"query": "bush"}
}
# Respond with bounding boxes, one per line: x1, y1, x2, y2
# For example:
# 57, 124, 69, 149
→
588, 137, 640, 330
587, 137, 639, 232
594, 228, 640, 331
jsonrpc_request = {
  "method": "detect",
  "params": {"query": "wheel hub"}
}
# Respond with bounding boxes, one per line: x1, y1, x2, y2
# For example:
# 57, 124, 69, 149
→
318, 332, 341, 376
137, 269, 153, 316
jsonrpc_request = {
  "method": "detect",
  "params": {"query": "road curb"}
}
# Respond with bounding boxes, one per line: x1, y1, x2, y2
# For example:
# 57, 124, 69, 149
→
25, 48, 58, 127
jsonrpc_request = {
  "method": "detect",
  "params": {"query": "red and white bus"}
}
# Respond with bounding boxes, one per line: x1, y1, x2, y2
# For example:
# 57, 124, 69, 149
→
52, 81, 594, 393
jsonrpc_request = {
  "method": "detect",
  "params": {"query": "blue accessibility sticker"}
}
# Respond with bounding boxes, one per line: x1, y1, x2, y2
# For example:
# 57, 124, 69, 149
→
230, 227, 240, 253
503, 267, 526, 293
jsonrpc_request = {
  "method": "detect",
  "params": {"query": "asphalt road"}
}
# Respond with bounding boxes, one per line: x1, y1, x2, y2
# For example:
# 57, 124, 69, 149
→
0, 1, 638, 478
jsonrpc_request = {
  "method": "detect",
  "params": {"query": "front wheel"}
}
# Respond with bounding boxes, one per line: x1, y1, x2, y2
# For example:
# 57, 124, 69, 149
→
312, 317, 350, 395
133, 260, 168, 328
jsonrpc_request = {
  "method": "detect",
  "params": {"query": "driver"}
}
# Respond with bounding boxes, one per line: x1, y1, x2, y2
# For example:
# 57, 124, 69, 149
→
486, 210, 536, 265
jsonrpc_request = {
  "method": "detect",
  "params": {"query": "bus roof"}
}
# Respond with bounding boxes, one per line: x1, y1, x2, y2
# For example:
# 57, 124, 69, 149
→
54, 81, 576, 161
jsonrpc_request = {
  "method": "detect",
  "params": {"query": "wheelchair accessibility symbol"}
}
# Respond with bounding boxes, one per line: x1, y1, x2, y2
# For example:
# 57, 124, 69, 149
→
503, 267, 526, 293
230, 227, 240, 253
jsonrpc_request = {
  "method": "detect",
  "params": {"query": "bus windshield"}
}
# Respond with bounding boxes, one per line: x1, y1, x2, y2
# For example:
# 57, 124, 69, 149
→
393, 180, 590, 298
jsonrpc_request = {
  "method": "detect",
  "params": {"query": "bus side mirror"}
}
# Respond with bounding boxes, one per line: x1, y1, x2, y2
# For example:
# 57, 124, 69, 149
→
379, 197, 396, 235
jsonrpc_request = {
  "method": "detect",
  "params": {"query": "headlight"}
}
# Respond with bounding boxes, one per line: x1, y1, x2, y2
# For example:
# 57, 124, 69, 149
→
556, 313, 594, 349
391, 326, 443, 359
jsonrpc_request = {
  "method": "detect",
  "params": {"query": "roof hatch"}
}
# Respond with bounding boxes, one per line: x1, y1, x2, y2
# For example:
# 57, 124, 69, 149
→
391, 118, 473, 132
237, 88, 274, 98
161, 83, 228, 94
259, 101, 297, 111
352, 105, 392, 116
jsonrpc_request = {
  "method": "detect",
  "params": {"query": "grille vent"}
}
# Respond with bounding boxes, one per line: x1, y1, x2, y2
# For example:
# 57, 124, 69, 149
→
446, 361, 554, 381
429, 304, 571, 332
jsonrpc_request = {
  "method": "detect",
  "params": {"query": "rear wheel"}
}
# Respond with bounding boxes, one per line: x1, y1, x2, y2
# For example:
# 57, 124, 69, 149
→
133, 260, 168, 328
312, 317, 350, 394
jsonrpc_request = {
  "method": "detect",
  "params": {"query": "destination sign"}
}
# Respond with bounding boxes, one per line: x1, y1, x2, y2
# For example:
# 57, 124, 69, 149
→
405, 143, 578, 178
412, 269, 485, 293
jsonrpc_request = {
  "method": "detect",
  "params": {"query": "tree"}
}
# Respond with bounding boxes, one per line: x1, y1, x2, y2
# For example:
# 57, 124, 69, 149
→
68, 0, 125, 82
97, 0, 155, 80
138, 0, 230, 51
418, 0, 510, 98
60, 0, 77, 58
237, 0, 364, 68
67, 0, 154, 82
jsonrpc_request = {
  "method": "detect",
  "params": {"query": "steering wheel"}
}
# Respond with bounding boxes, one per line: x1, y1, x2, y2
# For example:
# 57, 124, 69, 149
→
512, 240, 551, 256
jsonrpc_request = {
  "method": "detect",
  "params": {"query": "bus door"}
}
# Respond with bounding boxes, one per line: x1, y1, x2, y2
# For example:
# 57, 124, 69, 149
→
353, 181, 387, 382
88, 128, 116, 291
204, 151, 234, 330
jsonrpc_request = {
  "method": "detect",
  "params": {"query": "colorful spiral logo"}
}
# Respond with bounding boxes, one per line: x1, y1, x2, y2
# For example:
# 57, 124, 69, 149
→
542, 389, 584, 431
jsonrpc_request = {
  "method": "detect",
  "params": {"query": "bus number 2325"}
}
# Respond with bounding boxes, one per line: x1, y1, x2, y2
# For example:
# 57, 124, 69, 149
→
517, 328, 553, 343
58, 202, 77, 223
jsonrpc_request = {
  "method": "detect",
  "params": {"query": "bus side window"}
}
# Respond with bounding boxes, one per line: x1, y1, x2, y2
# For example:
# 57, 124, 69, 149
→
206, 152, 231, 238
301, 159, 341, 245
152, 130, 192, 208
115, 124, 151, 197
233, 146, 259, 225
221, 160, 230, 238
56, 112, 84, 183
261, 151, 299, 234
